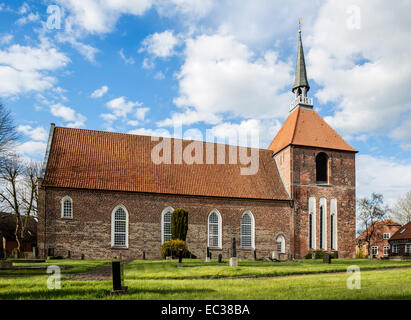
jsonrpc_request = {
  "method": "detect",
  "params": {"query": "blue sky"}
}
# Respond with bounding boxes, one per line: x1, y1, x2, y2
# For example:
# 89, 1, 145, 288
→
0, 0, 410, 204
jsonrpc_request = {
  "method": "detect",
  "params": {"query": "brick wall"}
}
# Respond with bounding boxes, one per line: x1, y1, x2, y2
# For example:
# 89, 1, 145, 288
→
275, 146, 356, 258
37, 185, 292, 260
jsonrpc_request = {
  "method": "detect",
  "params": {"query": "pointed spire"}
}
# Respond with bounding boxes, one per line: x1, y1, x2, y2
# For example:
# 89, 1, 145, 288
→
292, 21, 310, 96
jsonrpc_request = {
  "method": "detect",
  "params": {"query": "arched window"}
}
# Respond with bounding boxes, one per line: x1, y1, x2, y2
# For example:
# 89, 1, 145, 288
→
61, 196, 72, 219
111, 205, 128, 247
308, 197, 316, 249
241, 211, 255, 249
319, 198, 327, 249
276, 235, 285, 253
316, 152, 328, 184
161, 207, 174, 244
208, 209, 222, 248
330, 199, 338, 250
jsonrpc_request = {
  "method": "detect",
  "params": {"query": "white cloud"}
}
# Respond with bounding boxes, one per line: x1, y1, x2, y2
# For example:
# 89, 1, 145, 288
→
17, 125, 48, 141
357, 154, 411, 205
307, 0, 411, 140
90, 85, 109, 98
170, 34, 292, 124
0, 34, 13, 45
119, 48, 135, 64
16, 12, 40, 25
15, 141, 47, 159
157, 108, 221, 127
106, 97, 143, 118
154, 71, 165, 80
140, 30, 180, 58
102, 97, 148, 128
50, 103, 87, 127
0, 43, 70, 97
128, 127, 171, 138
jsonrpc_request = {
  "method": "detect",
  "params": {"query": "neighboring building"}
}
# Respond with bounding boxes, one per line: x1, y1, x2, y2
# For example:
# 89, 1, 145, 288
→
37, 28, 358, 260
356, 219, 402, 258
389, 221, 411, 258
0, 212, 37, 257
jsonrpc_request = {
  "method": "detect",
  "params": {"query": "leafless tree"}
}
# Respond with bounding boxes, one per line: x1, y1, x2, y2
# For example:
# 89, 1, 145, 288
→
0, 155, 40, 257
0, 104, 19, 165
357, 193, 389, 256
391, 191, 411, 225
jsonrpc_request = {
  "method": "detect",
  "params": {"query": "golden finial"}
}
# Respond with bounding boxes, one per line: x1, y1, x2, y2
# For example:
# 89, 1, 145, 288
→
298, 18, 302, 33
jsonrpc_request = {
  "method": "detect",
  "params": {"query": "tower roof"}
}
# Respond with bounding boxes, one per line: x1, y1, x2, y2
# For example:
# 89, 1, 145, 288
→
292, 30, 310, 93
268, 107, 357, 154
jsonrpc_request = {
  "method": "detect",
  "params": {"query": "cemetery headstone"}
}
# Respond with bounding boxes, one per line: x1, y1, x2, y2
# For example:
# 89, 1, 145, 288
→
178, 249, 183, 268
323, 253, 331, 264
229, 237, 238, 267
32, 247, 38, 259
253, 249, 257, 261
218, 253, 222, 263
143, 251, 146, 260
67, 250, 71, 259
81, 253, 85, 260
47, 248, 54, 257
111, 260, 128, 295
205, 247, 210, 262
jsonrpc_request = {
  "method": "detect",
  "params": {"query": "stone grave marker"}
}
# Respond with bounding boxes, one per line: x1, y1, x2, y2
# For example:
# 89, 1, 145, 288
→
110, 260, 128, 295
178, 249, 183, 268
218, 253, 222, 263
229, 237, 238, 267
205, 247, 210, 262
323, 253, 332, 264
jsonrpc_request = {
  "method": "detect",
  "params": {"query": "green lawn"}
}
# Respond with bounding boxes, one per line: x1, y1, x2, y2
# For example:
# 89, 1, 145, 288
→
1, 258, 411, 300
0, 259, 110, 276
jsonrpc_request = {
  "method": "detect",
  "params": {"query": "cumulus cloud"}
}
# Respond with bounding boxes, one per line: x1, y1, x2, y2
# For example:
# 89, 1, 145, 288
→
17, 125, 48, 141
102, 96, 148, 128
167, 33, 292, 126
0, 43, 70, 97
357, 154, 411, 205
140, 30, 180, 58
50, 103, 87, 127
307, 0, 411, 143
90, 85, 109, 98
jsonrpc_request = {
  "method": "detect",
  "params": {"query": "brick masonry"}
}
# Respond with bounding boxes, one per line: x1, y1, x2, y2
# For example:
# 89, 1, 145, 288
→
37, 185, 292, 260
275, 145, 357, 258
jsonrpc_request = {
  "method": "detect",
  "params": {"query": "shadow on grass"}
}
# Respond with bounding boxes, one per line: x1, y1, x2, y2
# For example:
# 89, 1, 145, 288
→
0, 287, 216, 300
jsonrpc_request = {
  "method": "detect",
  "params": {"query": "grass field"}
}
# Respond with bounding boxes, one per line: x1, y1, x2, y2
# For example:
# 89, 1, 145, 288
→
1, 258, 410, 300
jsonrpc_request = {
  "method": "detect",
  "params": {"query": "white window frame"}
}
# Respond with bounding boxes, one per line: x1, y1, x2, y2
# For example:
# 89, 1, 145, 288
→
406, 244, 411, 254
161, 206, 174, 244
371, 246, 378, 256
240, 211, 255, 249
308, 197, 316, 249
392, 244, 399, 254
276, 235, 285, 253
383, 246, 389, 255
208, 209, 222, 249
383, 233, 390, 240
111, 205, 129, 248
61, 196, 73, 219
319, 198, 327, 250
330, 198, 338, 250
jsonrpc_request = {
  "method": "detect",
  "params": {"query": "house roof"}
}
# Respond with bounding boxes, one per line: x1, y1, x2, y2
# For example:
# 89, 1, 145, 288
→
356, 219, 402, 241
268, 107, 357, 154
0, 212, 37, 242
41, 127, 290, 201
390, 221, 411, 240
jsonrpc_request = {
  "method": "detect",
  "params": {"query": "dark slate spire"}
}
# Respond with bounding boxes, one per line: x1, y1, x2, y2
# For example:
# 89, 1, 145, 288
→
292, 27, 310, 96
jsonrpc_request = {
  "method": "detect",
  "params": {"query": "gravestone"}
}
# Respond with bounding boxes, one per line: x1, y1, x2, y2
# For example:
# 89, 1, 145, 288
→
67, 250, 71, 259
205, 247, 210, 262
229, 237, 238, 267
253, 249, 257, 261
32, 247, 38, 259
209, 252, 212, 260
47, 248, 54, 257
178, 249, 183, 268
111, 260, 128, 295
218, 253, 222, 263
143, 251, 146, 260
81, 254, 85, 260
323, 253, 332, 264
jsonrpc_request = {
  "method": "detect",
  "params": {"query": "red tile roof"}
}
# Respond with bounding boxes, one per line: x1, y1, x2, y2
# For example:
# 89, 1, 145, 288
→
390, 221, 411, 240
268, 107, 357, 154
42, 127, 290, 200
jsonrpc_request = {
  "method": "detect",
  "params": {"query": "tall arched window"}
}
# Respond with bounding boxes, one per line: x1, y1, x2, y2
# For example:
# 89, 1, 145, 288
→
319, 198, 327, 249
208, 210, 222, 248
161, 207, 174, 244
316, 152, 328, 184
111, 205, 128, 247
241, 211, 255, 249
330, 199, 338, 250
276, 235, 285, 253
308, 197, 316, 249
61, 196, 72, 219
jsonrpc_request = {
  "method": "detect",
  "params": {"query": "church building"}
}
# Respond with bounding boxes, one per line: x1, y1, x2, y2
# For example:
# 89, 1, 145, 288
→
37, 29, 357, 260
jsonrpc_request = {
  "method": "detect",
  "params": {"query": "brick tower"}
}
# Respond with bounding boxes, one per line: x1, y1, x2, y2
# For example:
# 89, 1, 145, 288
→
269, 27, 357, 258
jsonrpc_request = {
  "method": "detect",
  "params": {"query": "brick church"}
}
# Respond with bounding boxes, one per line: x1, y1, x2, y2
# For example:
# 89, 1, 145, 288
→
37, 29, 357, 260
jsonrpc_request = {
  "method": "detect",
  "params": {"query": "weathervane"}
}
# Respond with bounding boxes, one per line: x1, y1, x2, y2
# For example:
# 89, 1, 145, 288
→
298, 18, 302, 33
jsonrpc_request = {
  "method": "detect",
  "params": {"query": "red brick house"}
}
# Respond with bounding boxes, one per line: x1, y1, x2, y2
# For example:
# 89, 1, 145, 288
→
37, 30, 357, 260
356, 219, 402, 258
389, 221, 411, 258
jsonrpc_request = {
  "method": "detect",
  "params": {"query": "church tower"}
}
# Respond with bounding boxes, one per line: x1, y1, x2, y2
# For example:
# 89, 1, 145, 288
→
269, 25, 357, 258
